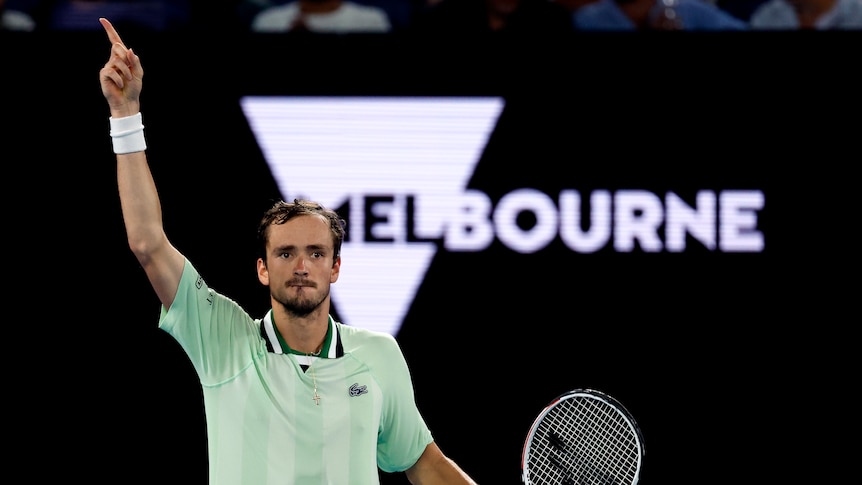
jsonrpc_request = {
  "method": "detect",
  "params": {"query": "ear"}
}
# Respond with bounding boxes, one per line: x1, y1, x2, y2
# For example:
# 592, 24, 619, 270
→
257, 258, 270, 286
330, 256, 341, 284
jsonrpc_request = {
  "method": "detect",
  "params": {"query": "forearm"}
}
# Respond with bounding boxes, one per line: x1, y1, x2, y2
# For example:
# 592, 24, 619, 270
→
116, 147, 164, 259
405, 443, 478, 485
413, 458, 477, 485
113, 117, 184, 308
109, 105, 162, 256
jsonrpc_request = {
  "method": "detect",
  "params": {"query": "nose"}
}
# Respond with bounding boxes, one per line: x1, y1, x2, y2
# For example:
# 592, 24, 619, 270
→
293, 256, 309, 276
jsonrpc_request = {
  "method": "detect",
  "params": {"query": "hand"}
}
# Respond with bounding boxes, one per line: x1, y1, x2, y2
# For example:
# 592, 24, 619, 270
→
99, 17, 143, 118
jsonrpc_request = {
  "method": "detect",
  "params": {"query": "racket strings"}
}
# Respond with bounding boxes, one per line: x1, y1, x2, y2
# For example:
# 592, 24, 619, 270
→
528, 396, 639, 485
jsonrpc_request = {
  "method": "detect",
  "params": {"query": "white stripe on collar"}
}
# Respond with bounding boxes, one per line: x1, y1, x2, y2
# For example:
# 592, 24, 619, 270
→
263, 310, 337, 358
263, 310, 283, 354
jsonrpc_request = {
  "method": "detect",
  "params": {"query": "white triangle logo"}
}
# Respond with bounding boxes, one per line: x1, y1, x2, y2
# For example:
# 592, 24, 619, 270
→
241, 96, 504, 336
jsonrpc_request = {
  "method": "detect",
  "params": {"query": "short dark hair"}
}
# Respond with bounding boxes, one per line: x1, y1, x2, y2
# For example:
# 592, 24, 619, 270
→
257, 199, 347, 264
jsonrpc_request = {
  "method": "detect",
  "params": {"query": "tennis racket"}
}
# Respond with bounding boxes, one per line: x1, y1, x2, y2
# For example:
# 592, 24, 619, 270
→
521, 389, 645, 485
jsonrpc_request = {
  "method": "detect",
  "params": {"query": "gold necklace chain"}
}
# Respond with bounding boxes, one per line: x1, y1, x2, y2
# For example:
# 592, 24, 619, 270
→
307, 353, 321, 405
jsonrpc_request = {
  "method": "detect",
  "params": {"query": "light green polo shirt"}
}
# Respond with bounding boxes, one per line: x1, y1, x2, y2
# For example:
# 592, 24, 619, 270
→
159, 258, 432, 485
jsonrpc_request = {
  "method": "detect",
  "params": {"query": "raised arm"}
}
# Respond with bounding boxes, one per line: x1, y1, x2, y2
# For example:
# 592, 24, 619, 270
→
99, 17, 184, 310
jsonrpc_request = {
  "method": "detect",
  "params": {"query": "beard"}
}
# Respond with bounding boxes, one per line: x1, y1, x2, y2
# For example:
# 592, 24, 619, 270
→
273, 283, 329, 318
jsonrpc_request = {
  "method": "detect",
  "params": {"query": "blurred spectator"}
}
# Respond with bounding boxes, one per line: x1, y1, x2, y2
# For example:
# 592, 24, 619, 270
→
250, 0, 392, 33
749, 0, 862, 28
554, 0, 602, 13
1, 0, 37, 30
47, 0, 191, 31
573, 0, 749, 29
410, 0, 573, 32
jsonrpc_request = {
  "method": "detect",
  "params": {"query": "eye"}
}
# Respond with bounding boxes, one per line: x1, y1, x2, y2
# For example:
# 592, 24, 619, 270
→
312, 251, 324, 258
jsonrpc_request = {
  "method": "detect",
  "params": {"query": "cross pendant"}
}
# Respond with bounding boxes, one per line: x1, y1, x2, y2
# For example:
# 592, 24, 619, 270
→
313, 391, 320, 405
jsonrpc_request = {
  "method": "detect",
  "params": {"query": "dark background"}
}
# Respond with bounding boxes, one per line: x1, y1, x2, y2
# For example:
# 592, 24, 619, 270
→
3, 29, 855, 484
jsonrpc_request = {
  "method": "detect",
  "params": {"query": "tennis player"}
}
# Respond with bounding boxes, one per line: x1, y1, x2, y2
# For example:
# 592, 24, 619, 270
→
98, 17, 478, 485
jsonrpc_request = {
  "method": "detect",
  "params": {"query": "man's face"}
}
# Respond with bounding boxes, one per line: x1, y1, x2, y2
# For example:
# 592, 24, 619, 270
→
261, 214, 340, 317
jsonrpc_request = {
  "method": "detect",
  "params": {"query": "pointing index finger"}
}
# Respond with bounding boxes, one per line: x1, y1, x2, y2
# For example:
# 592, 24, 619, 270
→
99, 17, 125, 47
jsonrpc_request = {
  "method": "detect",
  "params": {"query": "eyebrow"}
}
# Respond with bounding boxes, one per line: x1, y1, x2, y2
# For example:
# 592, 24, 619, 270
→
273, 243, 331, 253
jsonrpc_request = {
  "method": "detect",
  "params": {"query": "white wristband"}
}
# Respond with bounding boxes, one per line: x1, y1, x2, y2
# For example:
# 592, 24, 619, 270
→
109, 112, 147, 154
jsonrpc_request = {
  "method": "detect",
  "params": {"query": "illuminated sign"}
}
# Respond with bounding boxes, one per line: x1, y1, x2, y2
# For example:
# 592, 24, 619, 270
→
241, 97, 764, 336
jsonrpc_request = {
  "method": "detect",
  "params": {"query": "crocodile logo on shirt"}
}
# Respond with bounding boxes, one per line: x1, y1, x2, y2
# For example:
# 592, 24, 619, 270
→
349, 383, 368, 397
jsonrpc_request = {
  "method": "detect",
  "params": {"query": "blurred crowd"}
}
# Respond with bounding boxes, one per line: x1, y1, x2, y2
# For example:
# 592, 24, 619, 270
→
3, 0, 861, 33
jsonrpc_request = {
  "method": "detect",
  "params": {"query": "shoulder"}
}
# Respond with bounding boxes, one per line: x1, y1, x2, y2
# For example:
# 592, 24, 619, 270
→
175, 258, 248, 316
749, 0, 795, 26
338, 324, 406, 365
339, 1, 392, 24
339, 323, 400, 348
337, 325, 417, 391
252, 3, 297, 29
342, 1, 388, 14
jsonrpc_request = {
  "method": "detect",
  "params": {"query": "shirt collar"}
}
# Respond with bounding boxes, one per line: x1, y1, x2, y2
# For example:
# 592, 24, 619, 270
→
261, 310, 342, 358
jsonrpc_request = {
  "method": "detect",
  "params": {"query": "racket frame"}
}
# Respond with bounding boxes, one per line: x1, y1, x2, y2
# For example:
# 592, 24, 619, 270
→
521, 388, 645, 485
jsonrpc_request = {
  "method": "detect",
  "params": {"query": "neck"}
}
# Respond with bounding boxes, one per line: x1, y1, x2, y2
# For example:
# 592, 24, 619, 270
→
271, 307, 329, 355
